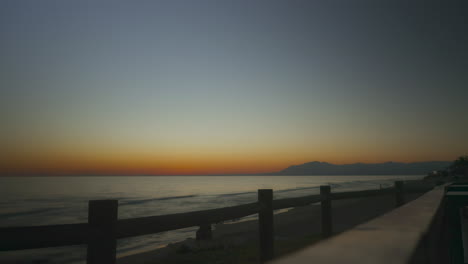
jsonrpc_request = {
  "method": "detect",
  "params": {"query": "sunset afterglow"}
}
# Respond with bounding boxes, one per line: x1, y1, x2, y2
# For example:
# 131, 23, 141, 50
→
1, 1, 467, 176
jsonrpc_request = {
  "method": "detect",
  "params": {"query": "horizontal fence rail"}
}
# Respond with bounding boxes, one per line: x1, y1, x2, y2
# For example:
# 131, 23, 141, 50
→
273, 194, 321, 210
0, 223, 89, 251
116, 202, 259, 238
0, 181, 435, 264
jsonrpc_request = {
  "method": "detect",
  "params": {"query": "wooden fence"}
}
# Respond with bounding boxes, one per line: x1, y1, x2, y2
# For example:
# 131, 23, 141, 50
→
0, 181, 433, 264
269, 183, 450, 264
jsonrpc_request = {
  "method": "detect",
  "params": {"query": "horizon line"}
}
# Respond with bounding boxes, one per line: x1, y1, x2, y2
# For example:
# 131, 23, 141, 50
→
0, 160, 451, 177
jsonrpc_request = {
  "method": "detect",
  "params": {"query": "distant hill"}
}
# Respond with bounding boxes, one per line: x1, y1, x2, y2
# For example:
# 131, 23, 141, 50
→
269, 161, 451, 175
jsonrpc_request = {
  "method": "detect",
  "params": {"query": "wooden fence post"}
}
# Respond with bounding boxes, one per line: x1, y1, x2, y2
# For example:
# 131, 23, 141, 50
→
87, 200, 118, 264
196, 224, 212, 240
258, 189, 274, 263
395, 181, 405, 207
320, 185, 332, 239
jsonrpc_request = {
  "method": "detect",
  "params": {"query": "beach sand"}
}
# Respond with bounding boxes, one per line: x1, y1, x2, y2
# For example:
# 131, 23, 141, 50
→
117, 192, 425, 264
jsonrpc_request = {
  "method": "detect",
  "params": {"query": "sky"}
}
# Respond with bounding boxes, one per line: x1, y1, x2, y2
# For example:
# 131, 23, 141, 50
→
1, 0, 467, 175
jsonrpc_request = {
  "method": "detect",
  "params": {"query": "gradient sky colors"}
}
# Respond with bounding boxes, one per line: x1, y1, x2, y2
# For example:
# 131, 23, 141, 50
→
1, 1, 467, 176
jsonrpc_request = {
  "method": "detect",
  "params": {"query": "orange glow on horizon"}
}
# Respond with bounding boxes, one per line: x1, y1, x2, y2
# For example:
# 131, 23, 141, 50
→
0, 147, 457, 176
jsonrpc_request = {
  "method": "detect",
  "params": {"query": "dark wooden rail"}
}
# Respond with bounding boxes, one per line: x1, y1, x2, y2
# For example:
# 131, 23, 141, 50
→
0, 180, 433, 264
117, 202, 259, 238
0, 223, 89, 251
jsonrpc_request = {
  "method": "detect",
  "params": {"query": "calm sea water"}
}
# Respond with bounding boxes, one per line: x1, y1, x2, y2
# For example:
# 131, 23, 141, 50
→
0, 175, 423, 263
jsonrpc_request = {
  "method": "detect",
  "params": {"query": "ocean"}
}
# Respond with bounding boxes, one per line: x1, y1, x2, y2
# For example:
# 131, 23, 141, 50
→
0, 175, 423, 263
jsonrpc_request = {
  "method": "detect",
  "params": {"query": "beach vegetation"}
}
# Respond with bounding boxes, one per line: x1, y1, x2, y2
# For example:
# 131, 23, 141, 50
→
450, 155, 468, 176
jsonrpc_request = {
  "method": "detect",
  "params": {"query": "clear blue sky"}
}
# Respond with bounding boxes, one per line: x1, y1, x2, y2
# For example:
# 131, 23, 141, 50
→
1, 0, 467, 175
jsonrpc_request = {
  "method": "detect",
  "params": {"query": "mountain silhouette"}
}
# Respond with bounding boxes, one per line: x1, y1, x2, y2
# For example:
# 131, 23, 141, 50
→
269, 161, 450, 175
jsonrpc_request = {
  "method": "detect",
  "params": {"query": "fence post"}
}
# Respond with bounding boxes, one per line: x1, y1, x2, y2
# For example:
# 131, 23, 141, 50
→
395, 181, 405, 207
196, 224, 212, 240
258, 189, 274, 263
87, 200, 118, 264
320, 185, 332, 239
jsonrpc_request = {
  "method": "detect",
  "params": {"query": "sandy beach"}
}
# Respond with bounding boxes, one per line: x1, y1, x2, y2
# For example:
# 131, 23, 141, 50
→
118, 191, 425, 264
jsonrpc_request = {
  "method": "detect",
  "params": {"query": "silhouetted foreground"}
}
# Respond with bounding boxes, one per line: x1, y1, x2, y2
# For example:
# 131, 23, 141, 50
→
0, 181, 435, 264
271, 182, 468, 264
